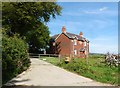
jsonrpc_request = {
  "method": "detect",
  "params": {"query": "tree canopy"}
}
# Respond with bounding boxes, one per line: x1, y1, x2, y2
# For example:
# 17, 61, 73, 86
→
2, 2, 62, 52
2, 2, 62, 35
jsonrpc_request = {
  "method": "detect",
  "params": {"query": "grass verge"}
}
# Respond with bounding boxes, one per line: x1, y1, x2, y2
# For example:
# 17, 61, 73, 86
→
39, 55, 119, 85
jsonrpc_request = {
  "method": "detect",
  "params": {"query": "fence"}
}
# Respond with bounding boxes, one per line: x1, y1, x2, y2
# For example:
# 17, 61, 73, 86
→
28, 53, 59, 58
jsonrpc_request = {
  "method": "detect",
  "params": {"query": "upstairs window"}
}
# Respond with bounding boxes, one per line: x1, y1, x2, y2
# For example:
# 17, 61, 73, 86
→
74, 49, 77, 55
84, 42, 86, 46
74, 40, 77, 45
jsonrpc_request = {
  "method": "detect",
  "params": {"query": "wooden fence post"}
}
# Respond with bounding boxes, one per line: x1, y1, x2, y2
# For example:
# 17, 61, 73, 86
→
59, 55, 61, 62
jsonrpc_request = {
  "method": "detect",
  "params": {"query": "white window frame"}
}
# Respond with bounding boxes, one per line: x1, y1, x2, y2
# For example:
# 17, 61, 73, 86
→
74, 40, 77, 45
84, 42, 86, 46
74, 49, 77, 55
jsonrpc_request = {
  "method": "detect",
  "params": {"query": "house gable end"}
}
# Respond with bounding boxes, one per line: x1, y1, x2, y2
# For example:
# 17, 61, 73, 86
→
55, 33, 71, 41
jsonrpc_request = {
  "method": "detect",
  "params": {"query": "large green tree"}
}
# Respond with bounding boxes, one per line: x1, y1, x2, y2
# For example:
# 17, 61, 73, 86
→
2, 2, 62, 52
2, 2, 62, 35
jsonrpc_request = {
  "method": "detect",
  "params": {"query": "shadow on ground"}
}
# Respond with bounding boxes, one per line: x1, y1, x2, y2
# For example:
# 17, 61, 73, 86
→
1, 86, 119, 88
2, 85, 41, 88
2, 77, 32, 88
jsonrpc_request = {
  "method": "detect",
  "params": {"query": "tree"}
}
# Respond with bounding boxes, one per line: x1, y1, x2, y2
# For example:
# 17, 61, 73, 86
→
2, 2, 62, 35
26, 23, 50, 53
2, 2, 62, 52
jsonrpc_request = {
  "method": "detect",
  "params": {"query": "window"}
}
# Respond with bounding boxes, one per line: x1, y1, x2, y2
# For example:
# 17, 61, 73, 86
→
74, 49, 77, 55
74, 40, 77, 45
84, 42, 86, 46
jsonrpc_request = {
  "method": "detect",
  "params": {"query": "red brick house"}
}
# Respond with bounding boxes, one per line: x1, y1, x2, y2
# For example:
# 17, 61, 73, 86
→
49, 26, 89, 58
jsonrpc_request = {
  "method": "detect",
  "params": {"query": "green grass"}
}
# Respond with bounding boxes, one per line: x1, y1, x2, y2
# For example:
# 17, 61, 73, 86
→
39, 56, 60, 65
39, 55, 119, 85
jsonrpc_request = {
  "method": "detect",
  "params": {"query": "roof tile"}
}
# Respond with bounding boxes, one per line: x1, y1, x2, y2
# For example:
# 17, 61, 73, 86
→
51, 32, 89, 42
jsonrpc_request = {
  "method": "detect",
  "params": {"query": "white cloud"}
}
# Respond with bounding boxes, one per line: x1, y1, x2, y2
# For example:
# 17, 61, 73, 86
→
62, 12, 82, 16
83, 10, 117, 17
84, 10, 99, 14
83, 7, 111, 15
99, 7, 108, 11
62, 8, 117, 17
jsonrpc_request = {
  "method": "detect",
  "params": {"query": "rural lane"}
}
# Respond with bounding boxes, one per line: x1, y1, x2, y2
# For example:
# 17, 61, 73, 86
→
4, 58, 113, 86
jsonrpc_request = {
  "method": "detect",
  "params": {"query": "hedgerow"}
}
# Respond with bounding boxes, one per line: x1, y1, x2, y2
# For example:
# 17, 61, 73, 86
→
2, 32, 30, 84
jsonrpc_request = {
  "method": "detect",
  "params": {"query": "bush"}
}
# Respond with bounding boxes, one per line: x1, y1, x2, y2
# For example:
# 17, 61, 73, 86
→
2, 33, 30, 84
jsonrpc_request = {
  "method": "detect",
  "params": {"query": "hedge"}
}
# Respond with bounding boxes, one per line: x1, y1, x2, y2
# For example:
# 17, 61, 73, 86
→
2, 34, 30, 84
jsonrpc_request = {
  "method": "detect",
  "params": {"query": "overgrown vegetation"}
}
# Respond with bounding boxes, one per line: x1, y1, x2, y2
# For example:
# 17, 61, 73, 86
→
2, 30, 31, 84
40, 55, 119, 85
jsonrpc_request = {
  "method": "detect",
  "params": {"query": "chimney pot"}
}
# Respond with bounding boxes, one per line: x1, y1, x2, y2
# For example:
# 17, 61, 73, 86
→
80, 32, 83, 37
62, 26, 66, 33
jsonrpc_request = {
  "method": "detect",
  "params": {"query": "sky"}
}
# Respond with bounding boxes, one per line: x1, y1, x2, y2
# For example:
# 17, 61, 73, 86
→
47, 2, 118, 54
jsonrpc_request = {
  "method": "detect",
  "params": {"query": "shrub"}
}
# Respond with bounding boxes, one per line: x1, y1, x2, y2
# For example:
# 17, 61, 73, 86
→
2, 33, 30, 84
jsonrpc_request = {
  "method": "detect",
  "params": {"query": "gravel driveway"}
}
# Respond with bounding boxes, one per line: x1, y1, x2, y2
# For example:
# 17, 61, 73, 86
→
4, 58, 114, 87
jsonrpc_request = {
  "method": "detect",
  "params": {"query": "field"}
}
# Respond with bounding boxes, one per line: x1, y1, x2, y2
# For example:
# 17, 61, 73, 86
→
39, 54, 119, 85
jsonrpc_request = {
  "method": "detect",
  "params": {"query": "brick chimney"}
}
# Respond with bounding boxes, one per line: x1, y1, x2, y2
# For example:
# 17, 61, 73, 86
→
62, 26, 66, 33
79, 32, 83, 37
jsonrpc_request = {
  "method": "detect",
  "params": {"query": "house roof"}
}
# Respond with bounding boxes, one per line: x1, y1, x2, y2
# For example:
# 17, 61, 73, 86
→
51, 32, 89, 43
51, 34, 59, 40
